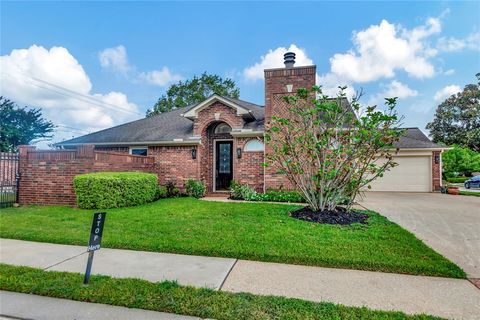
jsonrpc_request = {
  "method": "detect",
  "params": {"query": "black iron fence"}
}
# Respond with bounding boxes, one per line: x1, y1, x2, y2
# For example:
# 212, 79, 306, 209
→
0, 152, 19, 208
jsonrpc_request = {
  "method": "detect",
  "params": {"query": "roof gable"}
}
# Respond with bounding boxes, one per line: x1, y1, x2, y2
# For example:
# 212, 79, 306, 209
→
182, 94, 255, 120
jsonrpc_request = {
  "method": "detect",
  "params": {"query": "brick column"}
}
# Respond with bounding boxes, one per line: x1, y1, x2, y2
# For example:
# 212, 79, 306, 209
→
432, 151, 442, 191
17, 145, 35, 204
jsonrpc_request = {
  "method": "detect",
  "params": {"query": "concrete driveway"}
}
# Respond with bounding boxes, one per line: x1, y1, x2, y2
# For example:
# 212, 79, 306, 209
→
358, 192, 480, 278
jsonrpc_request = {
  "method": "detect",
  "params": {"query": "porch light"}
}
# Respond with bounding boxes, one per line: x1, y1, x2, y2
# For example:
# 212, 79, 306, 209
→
191, 148, 197, 159
434, 154, 439, 164
237, 147, 242, 159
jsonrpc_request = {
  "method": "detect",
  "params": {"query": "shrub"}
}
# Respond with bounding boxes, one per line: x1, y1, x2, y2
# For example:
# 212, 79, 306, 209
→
446, 177, 469, 183
230, 181, 257, 200
157, 185, 168, 198
165, 182, 181, 197
73, 172, 158, 209
230, 182, 306, 203
185, 179, 206, 198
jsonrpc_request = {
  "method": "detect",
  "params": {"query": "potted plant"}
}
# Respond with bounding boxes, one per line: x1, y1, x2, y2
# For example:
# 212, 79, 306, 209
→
446, 183, 459, 195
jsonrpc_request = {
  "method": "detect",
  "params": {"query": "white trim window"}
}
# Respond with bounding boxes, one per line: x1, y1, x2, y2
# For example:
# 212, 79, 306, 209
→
129, 147, 148, 156
244, 139, 264, 152
214, 123, 232, 134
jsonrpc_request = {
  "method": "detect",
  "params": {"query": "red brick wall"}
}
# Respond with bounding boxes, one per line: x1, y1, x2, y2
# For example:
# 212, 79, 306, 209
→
264, 65, 316, 190
433, 151, 442, 191
194, 102, 245, 192
235, 138, 264, 192
18, 145, 156, 206
193, 101, 244, 136
148, 146, 199, 188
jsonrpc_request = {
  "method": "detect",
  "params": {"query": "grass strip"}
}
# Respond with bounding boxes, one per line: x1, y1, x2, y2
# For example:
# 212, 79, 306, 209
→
459, 191, 480, 197
0, 264, 443, 320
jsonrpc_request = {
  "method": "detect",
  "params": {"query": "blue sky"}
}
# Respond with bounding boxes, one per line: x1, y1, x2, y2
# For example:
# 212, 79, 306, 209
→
1, 1, 479, 144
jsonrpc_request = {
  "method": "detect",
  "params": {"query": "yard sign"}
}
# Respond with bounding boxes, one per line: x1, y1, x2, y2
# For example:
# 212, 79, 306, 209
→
84, 212, 106, 284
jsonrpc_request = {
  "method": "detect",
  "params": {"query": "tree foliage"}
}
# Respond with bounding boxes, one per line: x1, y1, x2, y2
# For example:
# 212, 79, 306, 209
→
426, 74, 480, 151
147, 73, 240, 116
265, 87, 403, 212
442, 145, 480, 177
0, 97, 54, 152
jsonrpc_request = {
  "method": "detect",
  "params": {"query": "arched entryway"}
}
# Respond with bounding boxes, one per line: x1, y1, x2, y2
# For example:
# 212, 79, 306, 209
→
201, 121, 234, 192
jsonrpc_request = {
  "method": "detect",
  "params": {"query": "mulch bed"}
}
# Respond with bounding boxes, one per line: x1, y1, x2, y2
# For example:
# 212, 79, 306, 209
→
290, 206, 368, 225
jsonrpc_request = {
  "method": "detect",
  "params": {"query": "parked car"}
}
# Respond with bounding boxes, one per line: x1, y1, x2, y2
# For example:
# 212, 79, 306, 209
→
464, 176, 480, 189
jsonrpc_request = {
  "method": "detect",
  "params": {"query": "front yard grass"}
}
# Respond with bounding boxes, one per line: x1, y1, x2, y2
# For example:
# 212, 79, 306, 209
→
459, 190, 480, 197
0, 264, 443, 320
0, 197, 465, 278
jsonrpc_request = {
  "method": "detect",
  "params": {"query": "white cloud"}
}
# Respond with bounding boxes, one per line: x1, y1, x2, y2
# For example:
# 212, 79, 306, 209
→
99, 45, 131, 75
437, 32, 480, 52
316, 73, 356, 99
383, 80, 418, 98
444, 69, 455, 76
0, 45, 139, 146
434, 84, 461, 102
328, 17, 441, 83
98, 45, 183, 87
243, 44, 314, 81
367, 80, 418, 106
138, 67, 184, 87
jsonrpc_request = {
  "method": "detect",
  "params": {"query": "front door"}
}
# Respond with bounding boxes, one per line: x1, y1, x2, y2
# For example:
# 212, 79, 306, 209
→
215, 141, 233, 190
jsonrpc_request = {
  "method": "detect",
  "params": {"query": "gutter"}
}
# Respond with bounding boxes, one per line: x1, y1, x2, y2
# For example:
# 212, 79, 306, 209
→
57, 139, 201, 147
229, 130, 264, 138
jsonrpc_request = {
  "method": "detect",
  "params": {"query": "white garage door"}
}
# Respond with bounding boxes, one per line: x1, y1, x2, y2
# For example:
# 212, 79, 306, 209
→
368, 156, 431, 192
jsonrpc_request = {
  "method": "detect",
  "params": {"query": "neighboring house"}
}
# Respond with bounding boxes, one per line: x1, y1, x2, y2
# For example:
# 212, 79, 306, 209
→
58, 53, 445, 193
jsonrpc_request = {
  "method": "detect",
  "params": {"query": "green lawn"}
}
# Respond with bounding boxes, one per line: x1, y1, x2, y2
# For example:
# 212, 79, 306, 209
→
0, 264, 442, 320
0, 198, 465, 278
459, 190, 480, 197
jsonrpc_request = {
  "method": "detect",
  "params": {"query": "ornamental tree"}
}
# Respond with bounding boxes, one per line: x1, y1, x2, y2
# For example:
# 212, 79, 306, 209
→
265, 87, 403, 212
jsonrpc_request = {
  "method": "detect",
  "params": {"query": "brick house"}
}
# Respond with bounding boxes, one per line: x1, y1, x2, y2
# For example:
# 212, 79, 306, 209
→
58, 52, 445, 193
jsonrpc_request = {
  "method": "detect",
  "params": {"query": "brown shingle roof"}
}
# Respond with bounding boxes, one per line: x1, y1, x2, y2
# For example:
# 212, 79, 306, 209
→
58, 97, 442, 150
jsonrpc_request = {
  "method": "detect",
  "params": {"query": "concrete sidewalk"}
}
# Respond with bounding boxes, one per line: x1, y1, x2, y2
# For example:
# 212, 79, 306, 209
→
0, 239, 235, 289
1, 238, 480, 320
0, 290, 199, 320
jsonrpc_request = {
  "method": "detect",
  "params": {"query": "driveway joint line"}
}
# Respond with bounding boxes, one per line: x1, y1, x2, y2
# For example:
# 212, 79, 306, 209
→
218, 258, 238, 291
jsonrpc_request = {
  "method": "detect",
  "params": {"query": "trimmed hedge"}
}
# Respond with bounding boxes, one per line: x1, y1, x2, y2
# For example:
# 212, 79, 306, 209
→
73, 172, 158, 209
446, 177, 469, 183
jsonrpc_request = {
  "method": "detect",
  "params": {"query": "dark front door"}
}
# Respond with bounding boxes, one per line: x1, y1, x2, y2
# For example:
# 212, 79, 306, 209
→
215, 141, 233, 190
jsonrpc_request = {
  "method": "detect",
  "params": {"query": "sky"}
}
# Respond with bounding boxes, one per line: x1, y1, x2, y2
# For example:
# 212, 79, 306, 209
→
1, 1, 479, 146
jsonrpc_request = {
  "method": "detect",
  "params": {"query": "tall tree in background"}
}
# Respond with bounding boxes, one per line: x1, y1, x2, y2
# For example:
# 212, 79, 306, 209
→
0, 97, 54, 152
426, 73, 480, 151
146, 72, 240, 116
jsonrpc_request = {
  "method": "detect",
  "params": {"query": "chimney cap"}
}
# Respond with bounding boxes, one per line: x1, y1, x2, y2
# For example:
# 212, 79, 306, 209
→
284, 52, 296, 68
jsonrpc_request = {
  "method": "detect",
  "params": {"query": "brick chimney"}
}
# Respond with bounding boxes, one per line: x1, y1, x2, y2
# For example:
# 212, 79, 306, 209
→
263, 52, 316, 190
264, 52, 316, 126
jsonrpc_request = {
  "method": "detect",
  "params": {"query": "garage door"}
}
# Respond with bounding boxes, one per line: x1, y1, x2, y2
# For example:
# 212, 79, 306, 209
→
368, 156, 431, 192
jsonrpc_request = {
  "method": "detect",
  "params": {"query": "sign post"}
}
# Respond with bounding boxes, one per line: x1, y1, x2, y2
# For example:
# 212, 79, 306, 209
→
83, 212, 106, 285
